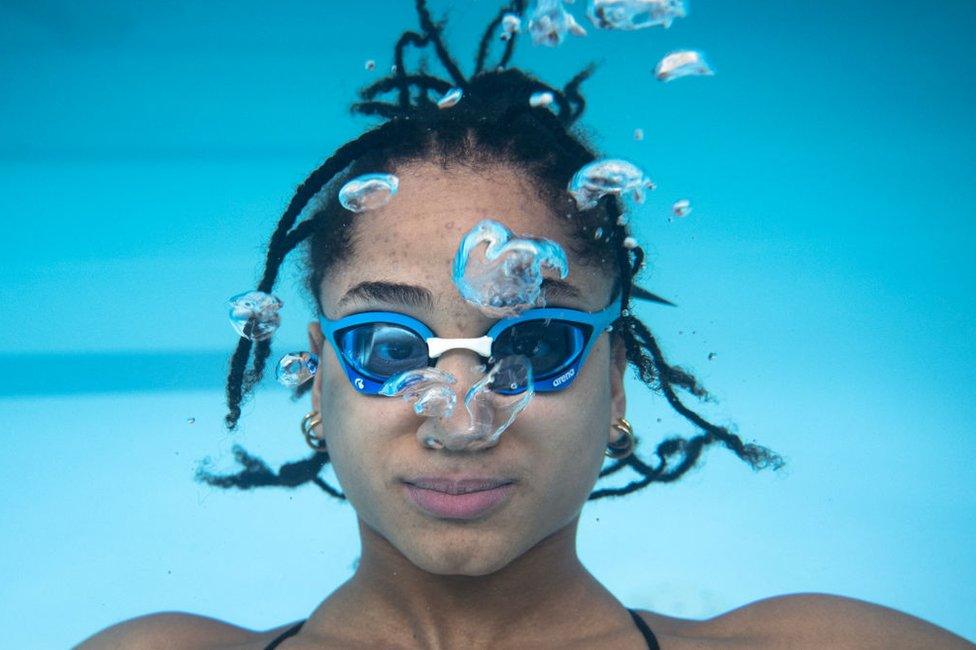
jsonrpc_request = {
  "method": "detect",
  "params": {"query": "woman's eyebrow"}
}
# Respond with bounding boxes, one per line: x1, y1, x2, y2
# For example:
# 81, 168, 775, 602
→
337, 281, 435, 310
541, 278, 583, 302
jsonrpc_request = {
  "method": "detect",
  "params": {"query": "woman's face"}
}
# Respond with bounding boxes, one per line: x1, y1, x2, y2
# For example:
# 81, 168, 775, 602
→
308, 160, 627, 576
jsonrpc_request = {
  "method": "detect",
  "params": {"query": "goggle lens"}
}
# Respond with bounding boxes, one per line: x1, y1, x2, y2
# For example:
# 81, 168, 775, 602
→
337, 323, 429, 380
491, 319, 588, 380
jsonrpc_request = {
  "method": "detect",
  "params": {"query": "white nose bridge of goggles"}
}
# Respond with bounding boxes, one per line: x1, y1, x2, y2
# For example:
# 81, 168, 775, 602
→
425, 336, 493, 359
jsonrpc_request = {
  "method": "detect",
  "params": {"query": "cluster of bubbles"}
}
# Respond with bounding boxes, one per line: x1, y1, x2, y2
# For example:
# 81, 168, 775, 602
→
226, 292, 318, 388
527, 0, 688, 37
455, 356, 535, 449
452, 219, 569, 317
222, 1, 715, 444
587, 0, 687, 30
366, 60, 399, 75
227, 291, 322, 390
381, 357, 535, 451
522, 1, 712, 85
227, 157, 683, 397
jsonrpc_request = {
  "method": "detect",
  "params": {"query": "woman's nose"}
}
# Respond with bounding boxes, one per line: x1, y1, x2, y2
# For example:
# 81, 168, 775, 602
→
418, 349, 500, 451
416, 351, 535, 452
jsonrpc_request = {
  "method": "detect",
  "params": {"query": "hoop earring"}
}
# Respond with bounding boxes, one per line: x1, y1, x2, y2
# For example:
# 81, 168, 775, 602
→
301, 411, 327, 453
606, 417, 636, 460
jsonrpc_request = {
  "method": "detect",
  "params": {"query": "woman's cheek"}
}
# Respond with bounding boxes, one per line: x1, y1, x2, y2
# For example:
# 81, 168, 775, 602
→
517, 387, 610, 500
546, 349, 615, 483
318, 359, 391, 504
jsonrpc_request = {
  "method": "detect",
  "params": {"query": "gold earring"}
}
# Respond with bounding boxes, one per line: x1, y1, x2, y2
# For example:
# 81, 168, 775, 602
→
606, 417, 636, 460
301, 411, 327, 453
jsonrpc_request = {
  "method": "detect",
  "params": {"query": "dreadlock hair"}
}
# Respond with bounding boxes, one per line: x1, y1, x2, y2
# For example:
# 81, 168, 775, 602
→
197, 0, 783, 501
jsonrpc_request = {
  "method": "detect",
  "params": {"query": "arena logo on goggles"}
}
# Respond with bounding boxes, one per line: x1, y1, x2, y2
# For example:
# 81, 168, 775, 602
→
551, 367, 576, 387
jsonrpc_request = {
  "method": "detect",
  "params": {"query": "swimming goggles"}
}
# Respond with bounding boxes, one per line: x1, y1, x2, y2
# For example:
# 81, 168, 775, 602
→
318, 296, 622, 395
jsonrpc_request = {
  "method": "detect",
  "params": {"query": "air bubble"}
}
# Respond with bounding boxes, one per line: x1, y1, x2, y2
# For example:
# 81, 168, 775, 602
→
380, 368, 458, 418
529, 91, 554, 108
423, 436, 444, 449
437, 87, 463, 109
568, 159, 655, 210
528, 0, 587, 47
275, 351, 319, 387
227, 291, 283, 341
435, 356, 535, 451
338, 173, 399, 212
383, 358, 536, 452
672, 198, 692, 217
655, 50, 714, 82
500, 12, 522, 40
453, 219, 569, 317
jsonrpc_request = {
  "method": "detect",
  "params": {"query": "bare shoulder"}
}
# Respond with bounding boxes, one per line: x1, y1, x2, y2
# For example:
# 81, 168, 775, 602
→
632, 593, 973, 649
72, 611, 289, 650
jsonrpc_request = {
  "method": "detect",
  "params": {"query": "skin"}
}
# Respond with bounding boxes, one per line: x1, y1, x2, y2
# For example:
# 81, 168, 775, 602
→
75, 160, 975, 650
298, 159, 637, 647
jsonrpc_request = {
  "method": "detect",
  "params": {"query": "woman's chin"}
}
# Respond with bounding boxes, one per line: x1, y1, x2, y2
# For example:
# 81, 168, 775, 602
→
399, 538, 522, 576
411, 554, 513, 577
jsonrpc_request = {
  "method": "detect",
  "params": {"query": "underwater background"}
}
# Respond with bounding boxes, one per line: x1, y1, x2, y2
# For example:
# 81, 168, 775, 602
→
1, 1, 974, 646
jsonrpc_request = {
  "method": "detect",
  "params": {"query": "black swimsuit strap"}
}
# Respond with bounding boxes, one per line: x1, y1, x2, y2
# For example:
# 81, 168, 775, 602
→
627, 608, 661, 650
265, 610, 659, 649
264, 620, 304, 649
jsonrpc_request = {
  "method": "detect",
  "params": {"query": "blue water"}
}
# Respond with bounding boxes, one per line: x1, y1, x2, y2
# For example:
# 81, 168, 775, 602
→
1, 1, 974, 646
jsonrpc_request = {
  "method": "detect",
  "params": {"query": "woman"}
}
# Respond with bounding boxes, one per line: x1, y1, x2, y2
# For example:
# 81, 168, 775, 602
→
77, 2, 973, 648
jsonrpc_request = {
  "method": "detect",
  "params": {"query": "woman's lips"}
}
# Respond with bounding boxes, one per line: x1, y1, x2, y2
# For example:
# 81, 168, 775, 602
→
403, 480, 515, 520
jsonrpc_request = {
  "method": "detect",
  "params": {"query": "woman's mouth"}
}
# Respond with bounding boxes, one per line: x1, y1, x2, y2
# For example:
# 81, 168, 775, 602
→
402, 478, 515, 520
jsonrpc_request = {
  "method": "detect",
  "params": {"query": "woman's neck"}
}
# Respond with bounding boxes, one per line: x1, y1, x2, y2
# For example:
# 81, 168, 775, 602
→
303, 516, 629, 647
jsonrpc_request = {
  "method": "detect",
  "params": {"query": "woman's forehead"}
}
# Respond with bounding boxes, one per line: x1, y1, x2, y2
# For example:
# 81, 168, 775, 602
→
322, 161, 611, 309
366, 160, 567, 245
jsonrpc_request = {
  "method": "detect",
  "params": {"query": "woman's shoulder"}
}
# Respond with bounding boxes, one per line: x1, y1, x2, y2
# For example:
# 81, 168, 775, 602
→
73, 611, 297, 650
633, 592, 973, 649
75, 595, 973, 650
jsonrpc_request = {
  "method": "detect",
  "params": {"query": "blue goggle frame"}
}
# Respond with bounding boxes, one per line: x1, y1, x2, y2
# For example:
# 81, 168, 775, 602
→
319, 295, 622, 395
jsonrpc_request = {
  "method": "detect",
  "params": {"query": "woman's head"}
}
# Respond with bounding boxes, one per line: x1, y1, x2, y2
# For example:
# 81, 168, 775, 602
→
309, 158, 625, 574
198, 1, 781, 532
